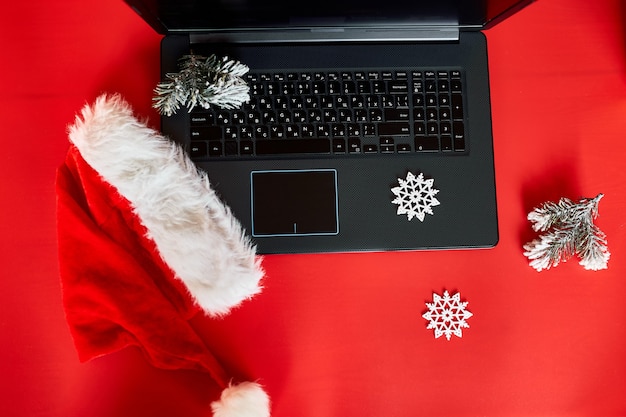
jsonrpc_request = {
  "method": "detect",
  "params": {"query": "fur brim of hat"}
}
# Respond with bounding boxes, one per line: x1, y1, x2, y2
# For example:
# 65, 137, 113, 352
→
68, 94, 265, 317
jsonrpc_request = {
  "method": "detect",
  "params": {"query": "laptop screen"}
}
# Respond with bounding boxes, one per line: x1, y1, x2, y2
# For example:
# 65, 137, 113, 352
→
126, 0, 533, 34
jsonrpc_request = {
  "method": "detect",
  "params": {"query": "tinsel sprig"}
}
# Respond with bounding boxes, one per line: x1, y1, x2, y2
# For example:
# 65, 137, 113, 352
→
523, 193, 609, 271
153, 54, 250, 116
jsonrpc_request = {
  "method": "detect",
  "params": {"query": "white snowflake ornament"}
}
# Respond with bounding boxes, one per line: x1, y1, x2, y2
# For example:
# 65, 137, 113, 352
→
391, 171, 440, 221
422, 290, 473, 340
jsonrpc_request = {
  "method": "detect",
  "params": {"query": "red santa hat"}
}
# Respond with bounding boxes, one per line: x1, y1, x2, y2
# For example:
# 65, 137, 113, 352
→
56, 94, 270, 416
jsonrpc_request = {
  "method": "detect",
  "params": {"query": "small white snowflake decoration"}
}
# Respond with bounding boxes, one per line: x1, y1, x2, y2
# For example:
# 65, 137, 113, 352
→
391, 171, 440, 221
422, 290, 473, 341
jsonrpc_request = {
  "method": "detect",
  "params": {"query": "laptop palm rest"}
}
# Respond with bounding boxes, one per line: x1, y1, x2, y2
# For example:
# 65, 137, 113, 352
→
251, 169, 339, 237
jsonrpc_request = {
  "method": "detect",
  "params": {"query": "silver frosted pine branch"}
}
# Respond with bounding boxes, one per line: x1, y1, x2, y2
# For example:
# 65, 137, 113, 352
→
153, 54, 250, 116
523, 193, 609, 271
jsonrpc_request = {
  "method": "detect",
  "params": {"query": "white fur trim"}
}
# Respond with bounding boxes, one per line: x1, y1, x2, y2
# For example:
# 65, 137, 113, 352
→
68, 94, 264, 316
211, 382, 271, 417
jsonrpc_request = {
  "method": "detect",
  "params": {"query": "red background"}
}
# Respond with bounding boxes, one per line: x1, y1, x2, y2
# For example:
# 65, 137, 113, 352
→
1, 0, 626, 416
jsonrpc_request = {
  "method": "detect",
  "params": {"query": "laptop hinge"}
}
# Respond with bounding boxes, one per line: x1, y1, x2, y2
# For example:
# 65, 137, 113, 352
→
188, 27, 460, 44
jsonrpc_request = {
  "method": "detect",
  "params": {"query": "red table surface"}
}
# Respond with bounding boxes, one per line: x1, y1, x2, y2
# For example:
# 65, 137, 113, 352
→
1, 0, 625, 416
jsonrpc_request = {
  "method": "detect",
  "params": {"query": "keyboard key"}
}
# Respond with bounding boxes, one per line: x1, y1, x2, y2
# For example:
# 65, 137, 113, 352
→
301, 124, 315, 137
366, 95, 380, 107
240, 141, 254, 154
354, 108, 368, 121
232, 111, 246, 124
225, 141, 238, 156
190, 126, 221, 140
384, 109, 410, 121
285, 124, 300, 138
364, 144, 378, 153
270, 125, 285, 138
224, 126, 238, 140
316, 124, 330, 137
240, 125, 253, 138
332, 124, 346, 137
395, 71, 408, 80
328, 81, 341, 94
397, 143, 411, 153
190, 141, 207, 158
281, 82, 295, 95
312, 81, 326, 94
255, 139, 331, 155
255, 126, 269, 139
452, 94, 464, 119
415, 136, 439, 152
293, 109, 307, 123
190, 113, 212, 125
372, 81, 386, 94
453, 122, 465, 139
453, 122, 466, 151
382, 95, 394, 108
348, 138, 362, 153
413, 81, 424, 94
266, 82, 279, 94
343, 81, 357, 94
395, 95, 409, 108
362, 123, 376, 136
323, 109, 337, 123
208, 142, 223, 157
378, 122, 410, 136
338, 108, 353, 122
347, 123, 361, 137
333, 139, 346, 153
369, 109, 383, 122
441, 135, 453, 151
296, 82, 310, 94
357, 81, 370, 94
387, 80, 409, 93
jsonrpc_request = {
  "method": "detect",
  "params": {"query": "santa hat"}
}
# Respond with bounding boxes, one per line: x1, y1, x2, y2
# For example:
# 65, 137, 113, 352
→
56, 94, 270, 416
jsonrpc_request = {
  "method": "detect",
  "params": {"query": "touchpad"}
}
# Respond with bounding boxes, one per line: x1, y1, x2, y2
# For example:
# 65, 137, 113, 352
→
251, 169, 339, 237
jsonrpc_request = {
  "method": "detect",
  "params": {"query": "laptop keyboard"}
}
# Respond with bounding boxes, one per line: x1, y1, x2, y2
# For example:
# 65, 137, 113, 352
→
188, 68, 466, 159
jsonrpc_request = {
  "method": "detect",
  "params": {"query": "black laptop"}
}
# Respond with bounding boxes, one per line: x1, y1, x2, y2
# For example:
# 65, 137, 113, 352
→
124, 0, 532, 254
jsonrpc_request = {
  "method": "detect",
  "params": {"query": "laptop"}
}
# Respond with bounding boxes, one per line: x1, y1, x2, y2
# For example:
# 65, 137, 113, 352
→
124, 0, 532, 254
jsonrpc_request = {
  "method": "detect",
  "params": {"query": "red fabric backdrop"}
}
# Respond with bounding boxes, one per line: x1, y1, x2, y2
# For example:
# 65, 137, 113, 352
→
1, 0, 625, 416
